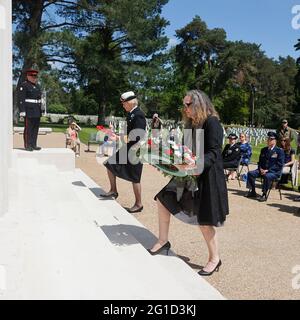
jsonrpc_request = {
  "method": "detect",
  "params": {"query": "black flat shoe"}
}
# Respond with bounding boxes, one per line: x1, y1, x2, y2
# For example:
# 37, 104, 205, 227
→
147, 241, 171, 256
99, 192, 118, 199
126, 206, 143, 213
258, 194, 267, 202
33, 146, 41, 151
245, 191, 257, 198
198, 260, 222, 276
25, 147, 34, 152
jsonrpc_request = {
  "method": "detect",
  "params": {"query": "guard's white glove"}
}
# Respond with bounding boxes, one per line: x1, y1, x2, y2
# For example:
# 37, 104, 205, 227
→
20, 112, 26, 117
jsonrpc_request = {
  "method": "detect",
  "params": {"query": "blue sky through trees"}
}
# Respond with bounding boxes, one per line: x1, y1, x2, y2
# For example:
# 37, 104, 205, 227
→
162, 0, 300, 59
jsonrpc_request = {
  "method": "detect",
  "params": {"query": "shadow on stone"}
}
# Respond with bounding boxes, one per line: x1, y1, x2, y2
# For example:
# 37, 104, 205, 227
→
99, 224, 159, 249
72, 181, 86, 187
89, 187, 106, 198
177, 254, 203, 270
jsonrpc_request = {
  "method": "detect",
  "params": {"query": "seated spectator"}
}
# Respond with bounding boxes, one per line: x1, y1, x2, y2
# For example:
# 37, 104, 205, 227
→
222, 133, 241, 179
238, 133, 252, 166
279, 138, 295, 184
67, 122, 81, 157
245, 132, 284, 202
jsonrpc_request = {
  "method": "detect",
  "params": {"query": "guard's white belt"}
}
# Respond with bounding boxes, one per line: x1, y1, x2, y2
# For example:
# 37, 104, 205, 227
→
25, 99, 41, 103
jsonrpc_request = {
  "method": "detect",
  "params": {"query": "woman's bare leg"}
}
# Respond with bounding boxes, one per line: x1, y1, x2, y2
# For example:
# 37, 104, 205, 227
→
150, 199, 171, 251
199, 226, 220, 272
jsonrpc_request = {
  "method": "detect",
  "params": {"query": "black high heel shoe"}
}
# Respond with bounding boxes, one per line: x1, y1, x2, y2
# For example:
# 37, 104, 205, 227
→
198, 260, 222, 276
147, 241, 171, 256
99, 192, 118, 199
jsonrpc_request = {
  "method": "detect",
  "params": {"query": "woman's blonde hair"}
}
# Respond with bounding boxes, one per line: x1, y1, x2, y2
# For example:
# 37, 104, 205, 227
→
183, 90, 219, 127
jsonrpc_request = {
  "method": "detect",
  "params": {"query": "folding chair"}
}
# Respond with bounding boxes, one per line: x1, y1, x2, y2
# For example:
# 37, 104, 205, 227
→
265, 177, 282, 200
85, 132, 98, 152
224, 158, 242, 187
239, 163, 250, 176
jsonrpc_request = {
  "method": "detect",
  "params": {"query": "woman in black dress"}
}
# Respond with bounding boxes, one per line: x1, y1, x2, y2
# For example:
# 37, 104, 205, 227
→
148, 90, 229, 276
101, 91, 146, 213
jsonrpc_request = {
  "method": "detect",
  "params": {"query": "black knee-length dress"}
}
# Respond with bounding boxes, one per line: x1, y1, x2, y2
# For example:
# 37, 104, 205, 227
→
104, 106, 146, 183
155, 116, 229, 226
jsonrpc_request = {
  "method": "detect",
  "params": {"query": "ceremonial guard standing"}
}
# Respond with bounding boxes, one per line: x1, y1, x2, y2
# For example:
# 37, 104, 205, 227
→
18, 69, 42, 151
101, 91, 146, 213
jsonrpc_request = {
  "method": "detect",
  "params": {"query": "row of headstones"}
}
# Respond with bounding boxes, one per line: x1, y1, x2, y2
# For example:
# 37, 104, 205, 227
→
106, 118, 179, 134
105, 118, 281, 147
223, 126, 276, 146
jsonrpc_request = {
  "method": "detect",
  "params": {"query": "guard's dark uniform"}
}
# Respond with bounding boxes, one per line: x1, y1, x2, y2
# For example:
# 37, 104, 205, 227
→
222, 143, 241, 168
104, 107, 146, 183
247, 146, 284, 194
18, 79, 42, 149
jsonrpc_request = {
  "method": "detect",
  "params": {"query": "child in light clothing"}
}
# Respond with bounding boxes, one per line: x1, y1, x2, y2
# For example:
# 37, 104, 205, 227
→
67, 122, 81, 157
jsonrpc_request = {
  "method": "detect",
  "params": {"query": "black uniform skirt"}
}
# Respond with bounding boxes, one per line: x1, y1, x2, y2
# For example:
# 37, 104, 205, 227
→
155, 177, 226, 227
223, 160, 239, 169
155, 179, 200, 225
104, 147, 143, 183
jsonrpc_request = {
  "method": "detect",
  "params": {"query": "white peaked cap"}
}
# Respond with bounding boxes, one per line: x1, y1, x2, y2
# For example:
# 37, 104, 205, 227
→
120, 91, 136, 102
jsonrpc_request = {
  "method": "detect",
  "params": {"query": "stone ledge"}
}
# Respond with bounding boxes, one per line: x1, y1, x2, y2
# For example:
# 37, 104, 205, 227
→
13, 127, 52, 135
13, 148, 75, 172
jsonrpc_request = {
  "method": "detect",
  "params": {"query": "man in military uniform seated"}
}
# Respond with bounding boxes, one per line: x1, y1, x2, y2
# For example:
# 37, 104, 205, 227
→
18, 69, 43, 152
222, 133, 241, 179
246, 131, 284, 202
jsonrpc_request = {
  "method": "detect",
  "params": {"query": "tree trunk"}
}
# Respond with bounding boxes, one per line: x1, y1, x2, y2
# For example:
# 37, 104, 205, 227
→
97, 102, 106, 125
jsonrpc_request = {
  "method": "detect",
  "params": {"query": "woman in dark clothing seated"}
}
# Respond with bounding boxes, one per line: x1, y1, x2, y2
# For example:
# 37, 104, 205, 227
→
148, 90, 229, 277
279, 138, 295, 184
222, 133, 241, 179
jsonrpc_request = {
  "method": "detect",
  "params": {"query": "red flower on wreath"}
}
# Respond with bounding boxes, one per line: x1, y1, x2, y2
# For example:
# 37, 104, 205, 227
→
164, 149, 174, 156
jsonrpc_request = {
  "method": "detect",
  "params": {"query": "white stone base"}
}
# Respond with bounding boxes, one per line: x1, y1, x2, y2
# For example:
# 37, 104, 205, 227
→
13, 127, 53, 135
13, 148, 75, 172
0, 155, 224, 300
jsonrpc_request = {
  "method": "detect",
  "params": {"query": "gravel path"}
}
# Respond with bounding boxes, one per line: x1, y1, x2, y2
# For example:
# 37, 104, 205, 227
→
14, 132, 300, 299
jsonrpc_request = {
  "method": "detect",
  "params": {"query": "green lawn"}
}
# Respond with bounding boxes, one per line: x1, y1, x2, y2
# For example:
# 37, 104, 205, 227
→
38, 123, 98, 145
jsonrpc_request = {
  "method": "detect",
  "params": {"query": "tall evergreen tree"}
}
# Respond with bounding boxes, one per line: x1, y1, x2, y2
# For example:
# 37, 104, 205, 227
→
65, 0, 169, 123
175, 16, 226, 98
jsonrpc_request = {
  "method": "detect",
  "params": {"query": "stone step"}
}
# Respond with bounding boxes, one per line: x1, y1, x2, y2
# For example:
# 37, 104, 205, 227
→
2, 160, 217, 299
1, 156, 223, 299
62, 170, 200, 299
67, 169, 224, 299
13, 148, 75, 172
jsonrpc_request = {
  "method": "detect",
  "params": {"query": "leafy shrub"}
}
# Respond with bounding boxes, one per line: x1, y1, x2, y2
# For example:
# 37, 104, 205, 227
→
48, 104, 68, 114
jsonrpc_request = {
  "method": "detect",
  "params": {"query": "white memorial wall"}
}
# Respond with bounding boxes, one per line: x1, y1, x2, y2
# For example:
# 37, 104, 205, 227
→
0, 0, 12, 216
